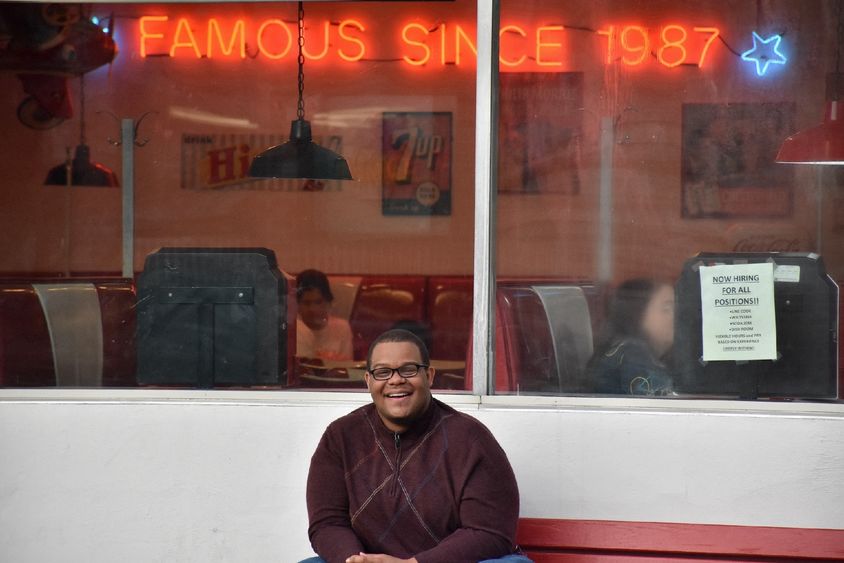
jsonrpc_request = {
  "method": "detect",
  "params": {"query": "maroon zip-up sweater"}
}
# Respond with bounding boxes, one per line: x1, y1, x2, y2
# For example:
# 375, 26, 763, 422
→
306, 398, 520, 563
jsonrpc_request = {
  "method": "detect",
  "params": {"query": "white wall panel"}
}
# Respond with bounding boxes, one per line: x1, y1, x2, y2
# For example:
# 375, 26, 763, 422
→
1, 391, 842, 562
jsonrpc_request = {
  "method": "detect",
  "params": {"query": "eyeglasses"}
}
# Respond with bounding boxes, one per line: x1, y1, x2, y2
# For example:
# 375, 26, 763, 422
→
367, 363, 428, 381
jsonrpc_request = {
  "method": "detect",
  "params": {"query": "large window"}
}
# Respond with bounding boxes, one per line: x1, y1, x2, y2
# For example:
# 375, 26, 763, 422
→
0, 1, 840, 402
493, 0, 843, 400
0, 1, 477, 390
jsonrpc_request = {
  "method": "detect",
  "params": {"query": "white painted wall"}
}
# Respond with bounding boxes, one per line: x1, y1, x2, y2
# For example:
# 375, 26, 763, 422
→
1, 390, 843, 563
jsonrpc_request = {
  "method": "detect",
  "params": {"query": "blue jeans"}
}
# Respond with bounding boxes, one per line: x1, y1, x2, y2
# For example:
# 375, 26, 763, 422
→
299, 555, 534, 563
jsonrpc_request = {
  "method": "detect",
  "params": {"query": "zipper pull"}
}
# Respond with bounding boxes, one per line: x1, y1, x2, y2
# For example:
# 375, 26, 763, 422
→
391, 432, 402, 496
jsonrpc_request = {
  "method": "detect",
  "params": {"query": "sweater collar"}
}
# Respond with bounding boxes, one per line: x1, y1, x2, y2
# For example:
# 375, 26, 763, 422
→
366, 396, 440, 441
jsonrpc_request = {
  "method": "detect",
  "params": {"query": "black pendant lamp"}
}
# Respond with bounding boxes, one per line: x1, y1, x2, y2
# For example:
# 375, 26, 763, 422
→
45, 75, 119, 187
249, 2, 353, 180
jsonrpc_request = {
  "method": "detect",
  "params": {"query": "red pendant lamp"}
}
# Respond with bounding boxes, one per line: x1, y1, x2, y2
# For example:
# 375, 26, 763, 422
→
45, 75, 119, 187
776, 98, 844, 165
776, 4, 844, 166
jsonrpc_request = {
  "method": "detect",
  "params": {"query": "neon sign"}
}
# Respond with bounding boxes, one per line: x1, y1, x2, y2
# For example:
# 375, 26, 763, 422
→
138, 15, 726, 71
139, 16, 366, 61
597, 25, 720, 67
740, 31, 787, 76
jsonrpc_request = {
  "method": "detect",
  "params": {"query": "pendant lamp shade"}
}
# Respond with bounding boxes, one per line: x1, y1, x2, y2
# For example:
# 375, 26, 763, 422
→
45, 144, 119, 186
248, 119, 352, 180
776, 100, 844, 165
45, 75, 119, 187
249, 2, 353, 181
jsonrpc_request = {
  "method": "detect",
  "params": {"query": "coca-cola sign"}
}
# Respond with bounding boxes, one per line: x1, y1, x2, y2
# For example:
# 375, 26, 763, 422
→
730, 234, 807, 252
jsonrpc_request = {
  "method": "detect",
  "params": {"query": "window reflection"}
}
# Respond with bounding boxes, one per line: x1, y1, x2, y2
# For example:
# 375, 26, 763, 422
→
587, 280, 676, 397
0, 0, 478, 391
494, 0, 843, 400
0, 1, 841, 401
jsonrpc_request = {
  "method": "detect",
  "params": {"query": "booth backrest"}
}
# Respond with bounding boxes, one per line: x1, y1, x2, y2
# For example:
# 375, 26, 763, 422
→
0, 284, 56, 386
0, 279, 136, 387
533, 285, 594, 393
427, 276, 473, 361
327, 275, 363, 322
497, 286, 558, 393
464, 297, 514, 392
136, 248, 289, 388
35, 282, 104, 386
494, 284, 593, 393
96, 281, 138, 387
839, 283, 843, 399
348, 276, 427, 361
3, 273, 835, 394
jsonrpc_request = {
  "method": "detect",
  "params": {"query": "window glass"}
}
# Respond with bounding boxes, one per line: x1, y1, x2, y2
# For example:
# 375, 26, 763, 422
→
494, 0, 843, 400
0, 1, 476, 390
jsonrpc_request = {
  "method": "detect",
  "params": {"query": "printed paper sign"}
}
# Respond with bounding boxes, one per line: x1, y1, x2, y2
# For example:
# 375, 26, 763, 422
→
498, 72, 583, 195
681, 103, 795, 219
700, 262, 777, 361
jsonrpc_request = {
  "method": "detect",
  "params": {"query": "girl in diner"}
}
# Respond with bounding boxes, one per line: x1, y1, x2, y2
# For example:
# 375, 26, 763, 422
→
296, 269, 354, 361
587, 278, 676, 396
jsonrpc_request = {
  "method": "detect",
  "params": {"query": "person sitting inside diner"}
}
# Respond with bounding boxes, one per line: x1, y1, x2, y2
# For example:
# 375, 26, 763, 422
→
587, 278, 676, 396
296, 269, 353, 361
301, 329, 532, 563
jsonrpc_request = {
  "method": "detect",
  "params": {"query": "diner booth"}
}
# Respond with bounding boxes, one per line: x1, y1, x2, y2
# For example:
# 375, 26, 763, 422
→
1, 1, 843, 561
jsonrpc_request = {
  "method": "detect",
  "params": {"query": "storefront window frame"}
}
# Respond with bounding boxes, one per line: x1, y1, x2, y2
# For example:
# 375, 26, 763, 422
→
472, 0, 499, 396
0, 0, 839, 408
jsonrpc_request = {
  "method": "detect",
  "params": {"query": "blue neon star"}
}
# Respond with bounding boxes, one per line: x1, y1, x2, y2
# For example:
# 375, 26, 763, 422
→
740, 31, 787, 76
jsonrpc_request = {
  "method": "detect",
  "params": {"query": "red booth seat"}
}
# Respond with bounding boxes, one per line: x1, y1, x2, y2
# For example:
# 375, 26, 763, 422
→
336, 276, 599, 393
426, 276, 473, 361
0, 279, 136, 387
466, 283, 596, 394
0, 285, 55, 386
347, 276, 427, 361
839, 283, 843, 399
95, 280, 137, 387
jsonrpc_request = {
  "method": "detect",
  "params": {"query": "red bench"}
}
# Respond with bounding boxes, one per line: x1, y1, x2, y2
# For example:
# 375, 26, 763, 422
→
516, 518, 844, 562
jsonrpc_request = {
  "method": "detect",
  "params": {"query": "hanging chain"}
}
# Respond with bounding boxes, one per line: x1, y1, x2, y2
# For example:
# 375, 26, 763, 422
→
297, 1, 305, 120
837, 0, 842, 74
79, 74, 86, 145
834, 0, 842, 101
79, 4, 88, 146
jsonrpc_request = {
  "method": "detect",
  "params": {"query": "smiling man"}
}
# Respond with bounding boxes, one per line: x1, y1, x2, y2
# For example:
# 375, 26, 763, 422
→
303, 329, 531, 563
